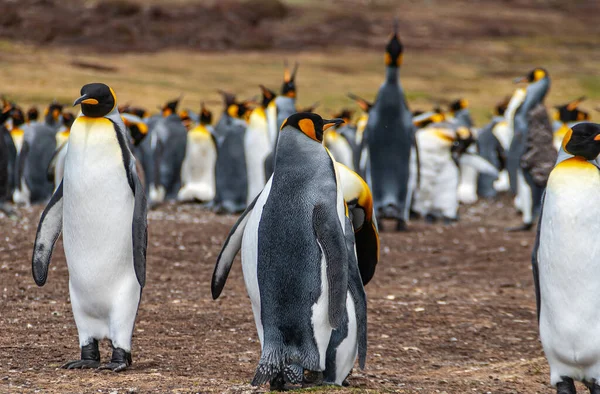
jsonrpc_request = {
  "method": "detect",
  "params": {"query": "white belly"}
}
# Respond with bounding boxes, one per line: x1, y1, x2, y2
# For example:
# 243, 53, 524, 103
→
244, 124, 270, 204
539, 160, 600, 384
63, 118, 139, 318
178, 132, 217, 202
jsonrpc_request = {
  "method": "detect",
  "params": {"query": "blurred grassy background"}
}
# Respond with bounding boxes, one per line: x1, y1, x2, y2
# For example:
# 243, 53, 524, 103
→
0, 0, 598, 125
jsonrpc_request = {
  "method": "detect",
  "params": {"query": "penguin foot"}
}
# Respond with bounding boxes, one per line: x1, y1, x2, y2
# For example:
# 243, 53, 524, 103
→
424, 214, 437, 224
395, 219, 407, 232
61, 340, 100, 369
556, 377, 576, 394
62, 359, 100, 369
302, 370, 323, 387
98, 347, 131, 372
505, 223, 533, 232
269, 372, 286, 391
442, 216, 458, 225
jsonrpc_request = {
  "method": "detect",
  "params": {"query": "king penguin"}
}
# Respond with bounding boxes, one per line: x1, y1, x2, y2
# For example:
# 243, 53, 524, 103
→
264, 61, 299, 178
0, 103, 17, 210
177, 103, 218, 203
533, 122, 600, 394
347, 93, 373, 175
477, 99, 509, 198
211, 112, 350, 389
149, 97, 187, 204
507, 68, 557, 231
47, 112, 75, 190
324, 110, 355, 170
32, 83, 147, 372
13, 103, 57, 205
245, 85, 275, 204
552, 97, 589, 151
364, 20, 416, 231
212, 92, 250, 214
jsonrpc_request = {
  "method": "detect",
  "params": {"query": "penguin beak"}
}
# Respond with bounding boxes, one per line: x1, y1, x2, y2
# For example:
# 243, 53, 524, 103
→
594, 134, 600, 141
513, 76, 528, 84
323, 118, 345, 131
73, 95, 99, 106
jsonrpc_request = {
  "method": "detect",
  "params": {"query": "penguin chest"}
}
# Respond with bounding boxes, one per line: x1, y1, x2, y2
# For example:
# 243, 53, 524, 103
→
62, 118, 135, 285
539, 158, 600, 356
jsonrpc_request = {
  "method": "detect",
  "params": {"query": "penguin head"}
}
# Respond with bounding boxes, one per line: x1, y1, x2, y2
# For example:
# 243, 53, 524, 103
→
281, 112, 345, 143
179, 109, 193, 130
45, 101, 64, 123
347, 93, 373, 113
10, 107, 25, 128
494, 97, 510, 117
562, 123, 600, 160
73, 83, 116, 118
333, 109, 354, 126
281, 60, 298, 98
27, 107, 39, 123
200, 102, 213, 125
161, 96, 181, 117
514, 68, 548, 84
120, 105, 148, 119
449, 98, 468, 113
62, 112, 75, 129
259, 85, 276, 108
385, 19, 404, 68
555, 96, 588, 123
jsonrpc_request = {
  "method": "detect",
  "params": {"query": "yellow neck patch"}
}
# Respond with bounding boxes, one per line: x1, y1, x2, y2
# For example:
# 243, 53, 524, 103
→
298, 118, 318, 141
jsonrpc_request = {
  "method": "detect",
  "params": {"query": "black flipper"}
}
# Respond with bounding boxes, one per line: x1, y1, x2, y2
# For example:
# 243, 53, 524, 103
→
531, 192, 545, 323
112, 119, 148, 288
353, 217, 379, 286
153, 137, 164, 193
211, 193, 259, 299
313, 204, 348, 329
31, 181, 63, 286
346, 219, 367, 369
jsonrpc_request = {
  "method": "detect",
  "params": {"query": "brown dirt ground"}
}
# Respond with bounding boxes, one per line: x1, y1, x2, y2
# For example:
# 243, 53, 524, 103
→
0, 195, 566, 393
0, 0, 598, 53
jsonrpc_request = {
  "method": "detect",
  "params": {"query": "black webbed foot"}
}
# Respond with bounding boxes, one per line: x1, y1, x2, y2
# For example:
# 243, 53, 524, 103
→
61, 339, 100, 370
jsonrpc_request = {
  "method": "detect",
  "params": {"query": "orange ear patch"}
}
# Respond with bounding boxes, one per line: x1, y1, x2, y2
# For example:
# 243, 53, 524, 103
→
561, 128, 573, 152
298, 118, 318, 141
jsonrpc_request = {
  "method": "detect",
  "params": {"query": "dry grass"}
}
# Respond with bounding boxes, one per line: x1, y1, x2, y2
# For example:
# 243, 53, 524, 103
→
0, 37, 598, 125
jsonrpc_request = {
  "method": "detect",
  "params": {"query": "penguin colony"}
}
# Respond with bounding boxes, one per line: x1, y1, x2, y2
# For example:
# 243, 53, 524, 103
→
0, 19, 596, 393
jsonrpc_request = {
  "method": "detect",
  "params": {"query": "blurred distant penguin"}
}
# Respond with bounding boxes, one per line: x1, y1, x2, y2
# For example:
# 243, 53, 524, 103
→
178, 103, 217, 203
149, 97, 187, 204
324, 110, 355, 170
245, 86, 275, 203
448, 98, 473, 128
552, 96, 589, 151
32, 83, 147, 372
347, 93, 373, 175
14, 106, 57, 205
533, 122, 600, 394
0, 103, 17, 207
27, 107, 39, 124
9, 107, 26, 153
364, 20, 416, 231
264, 61, 299, 178
43, 101, 64, 131
507, 68, 556, 231
213, 92, 249, 214
477, 99, 509, 198
211, 113, 349, 390
48, 112, 75, 190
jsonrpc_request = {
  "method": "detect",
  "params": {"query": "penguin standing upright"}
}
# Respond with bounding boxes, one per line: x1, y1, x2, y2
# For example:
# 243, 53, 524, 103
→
47, 112, 76, 190
507, 68, 557, 231
149, 98, 188, 204
43, 101, 64, 131
27, 107, 39, 124
13, 104, 57, 205
448, 98, 473, 128
347, 93, 373, 175
0, 103, 17, 210
264, 61, 299, 178
32, 83, 147, 372
212, 113, 353, 389
477, 99, 509, 198
324, 110, 355, 170
212, 92, 250, 214
533, 122, 600, 394
9, 107, 26, 153
245, 86, 275, 204
364, 21, 416, 230
178, 103, 217, 203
